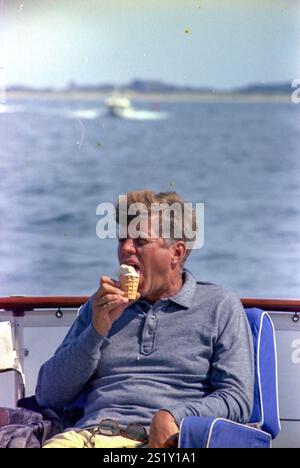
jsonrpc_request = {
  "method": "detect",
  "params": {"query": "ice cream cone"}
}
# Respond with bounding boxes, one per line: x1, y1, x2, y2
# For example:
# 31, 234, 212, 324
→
119, 264, 140, 300
120, 275, 140, 300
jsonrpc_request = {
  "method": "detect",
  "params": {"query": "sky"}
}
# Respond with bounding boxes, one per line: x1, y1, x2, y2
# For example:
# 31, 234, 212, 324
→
0, 0, 300, 89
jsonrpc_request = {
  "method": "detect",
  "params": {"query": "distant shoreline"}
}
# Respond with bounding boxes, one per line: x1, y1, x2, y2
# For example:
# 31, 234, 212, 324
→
5, 90, 291, 103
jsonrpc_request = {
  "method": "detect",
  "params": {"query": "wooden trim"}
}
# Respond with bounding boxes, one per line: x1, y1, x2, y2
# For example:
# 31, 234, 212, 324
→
241, 298, 300, 313
0, 296, 300, 313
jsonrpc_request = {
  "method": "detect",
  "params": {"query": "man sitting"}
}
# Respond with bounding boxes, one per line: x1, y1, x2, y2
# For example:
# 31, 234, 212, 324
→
36, 190, 254, 448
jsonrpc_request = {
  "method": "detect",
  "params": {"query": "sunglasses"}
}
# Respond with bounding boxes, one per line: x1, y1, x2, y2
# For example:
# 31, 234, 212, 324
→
87, 419, 148, 447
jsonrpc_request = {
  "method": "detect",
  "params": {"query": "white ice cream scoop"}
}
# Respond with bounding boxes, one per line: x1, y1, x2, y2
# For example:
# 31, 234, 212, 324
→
119, 264, 140, 277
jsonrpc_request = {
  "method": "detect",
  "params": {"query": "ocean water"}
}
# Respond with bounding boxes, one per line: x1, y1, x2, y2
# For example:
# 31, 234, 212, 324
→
0, 98, 300, 299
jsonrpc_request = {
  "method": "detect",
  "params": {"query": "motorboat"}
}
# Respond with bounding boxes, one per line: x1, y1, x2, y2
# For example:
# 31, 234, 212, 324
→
0, 295, 299, 447
105, 95, 133, 118
105, 95, 169, 120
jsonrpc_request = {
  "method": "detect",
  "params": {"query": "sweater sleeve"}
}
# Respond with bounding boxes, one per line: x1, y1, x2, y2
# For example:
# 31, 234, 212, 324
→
35, 298, 110, 409
162, 293, 254, 426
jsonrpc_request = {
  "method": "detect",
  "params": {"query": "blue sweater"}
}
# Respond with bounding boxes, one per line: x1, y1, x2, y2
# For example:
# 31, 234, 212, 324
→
36, 270, 254, 430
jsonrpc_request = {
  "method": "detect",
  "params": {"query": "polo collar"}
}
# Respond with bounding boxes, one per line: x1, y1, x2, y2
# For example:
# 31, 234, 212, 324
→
136, 269, 196, 311
168, 269, 196, 309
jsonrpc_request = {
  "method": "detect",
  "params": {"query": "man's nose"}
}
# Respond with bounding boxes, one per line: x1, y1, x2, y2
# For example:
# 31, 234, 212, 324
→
119, 238, 136, 254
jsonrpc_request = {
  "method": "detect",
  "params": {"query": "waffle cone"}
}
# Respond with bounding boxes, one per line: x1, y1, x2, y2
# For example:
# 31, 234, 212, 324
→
120, 275, 140, 300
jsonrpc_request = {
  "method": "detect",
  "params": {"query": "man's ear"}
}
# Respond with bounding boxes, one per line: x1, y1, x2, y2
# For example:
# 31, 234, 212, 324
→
170, 241, 186, 266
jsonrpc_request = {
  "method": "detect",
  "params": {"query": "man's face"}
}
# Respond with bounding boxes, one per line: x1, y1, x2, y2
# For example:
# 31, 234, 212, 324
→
117, 230, 175, 302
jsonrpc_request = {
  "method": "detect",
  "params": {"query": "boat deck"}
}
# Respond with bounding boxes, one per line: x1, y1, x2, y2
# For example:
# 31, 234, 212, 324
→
0, 296, 299, 448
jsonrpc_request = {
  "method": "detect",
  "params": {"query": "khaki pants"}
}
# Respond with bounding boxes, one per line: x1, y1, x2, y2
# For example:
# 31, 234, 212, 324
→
42, 429, 144, 448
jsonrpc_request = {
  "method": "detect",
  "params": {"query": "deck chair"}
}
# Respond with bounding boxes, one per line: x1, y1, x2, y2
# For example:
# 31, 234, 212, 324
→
179, 308, 281, 448
0, 321, 25, 401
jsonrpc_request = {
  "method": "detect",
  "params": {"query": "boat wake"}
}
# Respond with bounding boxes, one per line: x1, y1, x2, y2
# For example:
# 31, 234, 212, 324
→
65, 109, 105, 120
0, 104, 104, 121
0, 101, 169, 121
117, 109, 169, 121
0, 104, 25, 114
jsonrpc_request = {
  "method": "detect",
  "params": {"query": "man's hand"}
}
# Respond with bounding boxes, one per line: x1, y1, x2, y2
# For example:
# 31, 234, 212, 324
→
92, 276, 140, 336
148, 410, 179, 448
